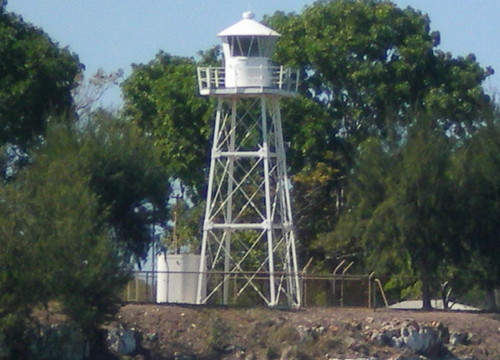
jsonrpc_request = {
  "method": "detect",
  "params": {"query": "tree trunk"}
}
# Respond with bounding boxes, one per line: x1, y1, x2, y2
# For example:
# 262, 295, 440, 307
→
421, 269, 433, 310
441, 281, 450, 310
485, 280, 497, 312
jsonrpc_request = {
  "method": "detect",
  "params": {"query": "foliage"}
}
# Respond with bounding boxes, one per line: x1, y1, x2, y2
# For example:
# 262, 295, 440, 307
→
327, 120, 456, 308
0, 7, 81, 185
0, 9, 80, 149
48, 113, 169, 261
122, 52, 213, 200
277, 96, 349, 249
0, 4, 170, 357
0, 140, 131, 356
451, 117, 500, 310
265, 0, 493, 256
268, 0, 492, 140
0, 110, 170, 354
197, 45, 223, 67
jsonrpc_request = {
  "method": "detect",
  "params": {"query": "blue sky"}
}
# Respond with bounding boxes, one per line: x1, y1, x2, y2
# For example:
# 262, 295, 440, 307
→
7, 0, 500, 107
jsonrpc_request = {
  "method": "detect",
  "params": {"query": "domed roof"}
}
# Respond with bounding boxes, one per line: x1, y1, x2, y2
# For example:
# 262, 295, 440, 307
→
217, 12, 280, 37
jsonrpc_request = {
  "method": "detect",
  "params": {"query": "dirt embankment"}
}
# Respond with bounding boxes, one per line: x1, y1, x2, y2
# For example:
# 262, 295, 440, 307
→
111, 304, 500, 360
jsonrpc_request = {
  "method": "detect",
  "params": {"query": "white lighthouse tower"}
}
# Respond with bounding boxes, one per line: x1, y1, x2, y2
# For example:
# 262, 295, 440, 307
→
196, 12, 301, 307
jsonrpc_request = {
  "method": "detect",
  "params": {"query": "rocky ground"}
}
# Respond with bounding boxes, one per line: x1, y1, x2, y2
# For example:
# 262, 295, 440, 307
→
103, 304, 500, 360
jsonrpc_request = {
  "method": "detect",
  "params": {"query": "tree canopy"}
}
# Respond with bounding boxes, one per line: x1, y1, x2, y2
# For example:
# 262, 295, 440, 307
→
0, 9, 80, 149
264, 0, 495, 307
0, 113, 170, 355
268, 0, 492, 140
122, 52, 213, 200
0, 6, 172, 351
264, 0, 493, 257
44, 114, 169, 261
326, 121, 457, 309
451, 116, 500, 310
0, 135, 131, 356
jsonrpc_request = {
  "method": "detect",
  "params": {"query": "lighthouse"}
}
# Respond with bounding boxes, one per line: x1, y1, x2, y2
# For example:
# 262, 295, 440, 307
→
196, 12, 301, 307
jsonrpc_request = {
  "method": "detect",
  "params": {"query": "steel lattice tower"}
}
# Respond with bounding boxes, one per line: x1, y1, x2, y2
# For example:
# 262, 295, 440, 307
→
196, 12, 301, 307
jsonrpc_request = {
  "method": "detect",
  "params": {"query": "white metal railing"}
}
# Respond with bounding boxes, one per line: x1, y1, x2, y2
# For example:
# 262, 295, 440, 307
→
197, 66, 299, 93
197, 67, 226, 89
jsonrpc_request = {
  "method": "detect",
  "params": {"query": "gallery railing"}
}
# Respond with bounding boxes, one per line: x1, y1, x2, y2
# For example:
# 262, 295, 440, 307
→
197, 66, 300, 95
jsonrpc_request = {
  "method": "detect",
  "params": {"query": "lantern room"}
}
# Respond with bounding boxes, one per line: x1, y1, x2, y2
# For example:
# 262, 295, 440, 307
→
218, 11, 280, 88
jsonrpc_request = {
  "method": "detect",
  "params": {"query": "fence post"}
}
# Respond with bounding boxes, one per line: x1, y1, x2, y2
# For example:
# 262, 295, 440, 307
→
332, 260, 345, 305
340, 262, 353, 308
301, 257, 313, 307
368, 272, 375, 309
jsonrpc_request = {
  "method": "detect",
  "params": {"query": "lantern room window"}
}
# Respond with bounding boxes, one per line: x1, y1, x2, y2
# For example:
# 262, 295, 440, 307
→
228, 36, 277, 58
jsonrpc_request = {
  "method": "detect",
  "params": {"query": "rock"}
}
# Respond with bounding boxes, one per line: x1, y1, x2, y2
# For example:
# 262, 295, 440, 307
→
174, 352, 195, 360
367, 321, 403, 347
29, 324, 88, 360
296, 325, 315, 341
394, 355, 429, 360
315, 325, 327, 335
349, 320, 362, 330
449, 332, 469, 345
343, 336, 357, 348
106, 327, 137, 355
400, 320, 420, 337
370, 330, 387, 346
392, 336, 406, 348
223, 344, 244, 353
432, 321, 450, 344
401, 325, 442, 356
145, 332, 158, 342
244, 353, 257, 360
367, 319, 448, 357
382, 319, 406, 339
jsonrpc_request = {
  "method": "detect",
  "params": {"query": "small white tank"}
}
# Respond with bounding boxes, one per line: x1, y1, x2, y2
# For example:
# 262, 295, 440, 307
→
156, 253, 206, 304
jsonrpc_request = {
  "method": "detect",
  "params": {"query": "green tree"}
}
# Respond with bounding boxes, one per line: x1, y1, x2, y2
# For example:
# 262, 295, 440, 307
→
265, 0, 493, 262
122, 52, 213, 200
0, 141, 130, 357
277, 96, 350, 248
452, 117, 500, 310
268, 0, 491, 140
0, 6, 81, 184
328, 120, 456, 309
0, 115, 168, 356
45, 114, 169, 261
0, 8, 80, 149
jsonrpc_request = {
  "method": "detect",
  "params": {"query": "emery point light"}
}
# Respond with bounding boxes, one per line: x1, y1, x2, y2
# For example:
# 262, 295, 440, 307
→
196, 12, 301, 307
